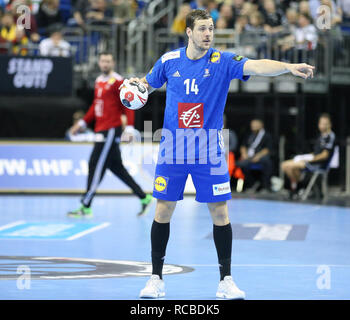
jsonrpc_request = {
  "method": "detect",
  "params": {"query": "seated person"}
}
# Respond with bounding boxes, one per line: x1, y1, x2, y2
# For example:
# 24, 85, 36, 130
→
281, 113, 336, 198
236, 118, 273, 192
39, 23, 71, 57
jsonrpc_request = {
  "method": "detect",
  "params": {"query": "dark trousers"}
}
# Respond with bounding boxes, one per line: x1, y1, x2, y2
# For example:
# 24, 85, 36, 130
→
236, 155, 273, 190
81, 126, 146, 207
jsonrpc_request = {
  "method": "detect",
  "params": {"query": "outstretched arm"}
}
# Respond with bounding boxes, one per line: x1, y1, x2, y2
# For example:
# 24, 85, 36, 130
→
243, 59, 315, 79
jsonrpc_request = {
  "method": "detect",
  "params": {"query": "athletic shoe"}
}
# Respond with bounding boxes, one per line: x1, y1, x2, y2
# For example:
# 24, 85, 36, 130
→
216, 276, 245, 300
137, 194, 153, 216
139, 275, 165, 298
67, 205, 93, 218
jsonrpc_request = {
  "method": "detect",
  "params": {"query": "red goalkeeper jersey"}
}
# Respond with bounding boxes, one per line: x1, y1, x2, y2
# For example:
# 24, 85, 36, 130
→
83, 72, 135, 132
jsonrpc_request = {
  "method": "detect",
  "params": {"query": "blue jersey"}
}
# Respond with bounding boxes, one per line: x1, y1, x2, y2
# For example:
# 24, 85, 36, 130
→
146, 47, 249, 163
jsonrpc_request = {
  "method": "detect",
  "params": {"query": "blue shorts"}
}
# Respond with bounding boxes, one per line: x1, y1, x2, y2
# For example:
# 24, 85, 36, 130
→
152, 158, 232, 203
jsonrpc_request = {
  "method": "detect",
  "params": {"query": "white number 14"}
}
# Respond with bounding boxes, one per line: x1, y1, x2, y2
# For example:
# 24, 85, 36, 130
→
184, 78, 199, 95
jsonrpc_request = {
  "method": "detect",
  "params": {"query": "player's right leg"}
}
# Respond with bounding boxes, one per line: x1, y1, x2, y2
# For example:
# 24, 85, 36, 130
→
139, 200, 176, 299
140, 162, 186, 299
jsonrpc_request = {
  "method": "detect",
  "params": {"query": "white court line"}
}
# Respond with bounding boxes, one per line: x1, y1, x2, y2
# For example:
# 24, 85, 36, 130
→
66, 222, 111, 241
0, 220, 25, 232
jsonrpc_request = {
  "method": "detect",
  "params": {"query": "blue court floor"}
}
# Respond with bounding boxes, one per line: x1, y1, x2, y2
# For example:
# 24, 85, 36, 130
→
0, 194, 349, 300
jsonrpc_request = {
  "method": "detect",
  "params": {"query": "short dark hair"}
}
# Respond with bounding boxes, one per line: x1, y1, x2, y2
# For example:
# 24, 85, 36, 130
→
98, 52, 114, 60
185, 9, 212, 30
319, 113, 332, 123
299, 12, 312, 23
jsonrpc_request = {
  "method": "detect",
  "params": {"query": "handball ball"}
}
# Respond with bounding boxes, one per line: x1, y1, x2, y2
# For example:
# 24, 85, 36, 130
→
120, 80, 148, 110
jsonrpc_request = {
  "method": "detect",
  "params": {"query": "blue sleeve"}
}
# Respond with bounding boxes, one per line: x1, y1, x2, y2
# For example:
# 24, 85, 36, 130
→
224, 52, 250, 81
145, 57, 167, 89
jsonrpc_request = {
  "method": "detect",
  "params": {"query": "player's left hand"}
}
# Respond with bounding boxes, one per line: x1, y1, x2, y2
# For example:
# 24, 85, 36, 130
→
288, 63, 315, 79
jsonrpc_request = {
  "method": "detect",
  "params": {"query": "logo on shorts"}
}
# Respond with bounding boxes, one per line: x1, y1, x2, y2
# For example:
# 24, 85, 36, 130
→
212, 181, 231, 196
154, 176, 169, 193
178, 103, 204, 128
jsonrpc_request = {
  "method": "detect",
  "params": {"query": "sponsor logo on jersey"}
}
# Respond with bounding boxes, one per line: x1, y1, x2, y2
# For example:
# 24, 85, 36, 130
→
154, 175, 169, 193
212, 181, 231, 196
161, 50, 181, 63
178, 103, 204, 128
233, 55, 244, 61
210, 51, 221, 63
203, 68, 210, 77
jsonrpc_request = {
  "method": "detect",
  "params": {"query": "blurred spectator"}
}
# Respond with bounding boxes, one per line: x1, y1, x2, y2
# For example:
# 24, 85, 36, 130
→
338, 0, 350, 23
284, 7, 298, 33
246, 10, 267, 58
299, 0, 311, 16
36, 0, 65, 36
72, 0, 90, 28
207, 0, 219, 24
281, 113, 336, 199
171, 3, 191, 35
110, 0, 136, 25
215, 16, 230, 50
0, 11, 16, 52
295, 13, 318, 51
12, 26, 29, 55
0, 11, 29, 55
261, 0, 284, 34
189, 0, 208, 10
278, 8, 298, 60
219, 3, 235, 28
85, 0, 113, 25
39, 23, 71, 56
280, 12, 318, 62
247, 10, 265, 32
235, 14, 249, 34
240, 1, 257, 17
236, 118, 273, 192
232, 0, 245, 19
171, 3, 191, 47
9, 0, 40, 43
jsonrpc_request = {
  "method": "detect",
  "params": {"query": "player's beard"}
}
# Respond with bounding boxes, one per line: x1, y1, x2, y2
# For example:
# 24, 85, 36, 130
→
192, 37, 212, 52
101, 68, 112, 75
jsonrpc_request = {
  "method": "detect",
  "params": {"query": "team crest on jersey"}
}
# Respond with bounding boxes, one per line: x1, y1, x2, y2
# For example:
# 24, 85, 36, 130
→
178, 103, 204, 128
210, 51, 221, 63
233, 55, 244, 61
108, 77, 116, 84
154, 176, 169, 193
